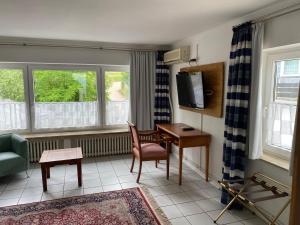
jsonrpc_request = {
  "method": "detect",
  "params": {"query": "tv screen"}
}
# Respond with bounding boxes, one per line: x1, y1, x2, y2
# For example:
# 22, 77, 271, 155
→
176, 72, 205, 109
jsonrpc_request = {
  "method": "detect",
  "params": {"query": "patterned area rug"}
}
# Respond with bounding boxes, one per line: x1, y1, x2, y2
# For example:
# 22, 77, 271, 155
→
0, 187, 169, 225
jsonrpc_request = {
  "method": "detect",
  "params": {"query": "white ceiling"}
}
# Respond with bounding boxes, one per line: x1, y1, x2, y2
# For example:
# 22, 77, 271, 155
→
0, 0, 282, 45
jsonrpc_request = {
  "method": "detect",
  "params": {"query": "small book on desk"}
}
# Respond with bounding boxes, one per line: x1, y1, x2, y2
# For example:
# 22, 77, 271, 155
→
181, 127, 195, 131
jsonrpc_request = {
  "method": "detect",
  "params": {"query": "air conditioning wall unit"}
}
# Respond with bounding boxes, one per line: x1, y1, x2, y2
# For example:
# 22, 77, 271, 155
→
164, 46, 190, 65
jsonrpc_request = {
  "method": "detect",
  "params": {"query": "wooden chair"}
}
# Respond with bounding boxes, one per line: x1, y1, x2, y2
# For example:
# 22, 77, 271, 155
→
127, 122, 170, 183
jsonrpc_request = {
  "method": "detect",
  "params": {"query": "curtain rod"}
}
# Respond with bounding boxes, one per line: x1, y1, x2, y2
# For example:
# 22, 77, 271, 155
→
233, 3, 300, 28
254, 3, 300, 23
0, 42, 161, 52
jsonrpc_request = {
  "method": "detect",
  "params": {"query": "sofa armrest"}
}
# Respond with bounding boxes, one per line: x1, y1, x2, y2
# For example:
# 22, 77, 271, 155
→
11, 134, 28, 160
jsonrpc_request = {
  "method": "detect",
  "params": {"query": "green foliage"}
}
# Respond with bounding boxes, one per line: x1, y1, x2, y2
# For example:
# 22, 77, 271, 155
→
0, 69, 25, 102
0, 69, 129, 103
105, 71, 129, 101
33, 70, 97, 102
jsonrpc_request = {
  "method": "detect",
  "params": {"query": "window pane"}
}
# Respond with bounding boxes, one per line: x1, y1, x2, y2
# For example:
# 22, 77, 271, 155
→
284, 59, 299, 74
274, 59, 300, 102
105, 71, 129, 125
0, 69, 27, 130
267, 59, 300, 151
32, 69, 98, 129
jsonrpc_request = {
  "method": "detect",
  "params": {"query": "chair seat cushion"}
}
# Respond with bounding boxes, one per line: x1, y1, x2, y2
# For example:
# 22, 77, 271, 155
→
134, 143, 167, 160
0, 152, 26, 177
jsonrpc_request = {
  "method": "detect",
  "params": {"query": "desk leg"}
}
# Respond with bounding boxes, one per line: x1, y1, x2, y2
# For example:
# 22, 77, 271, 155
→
41, 164, 47, 191
205, 145, 209, 182
179, 148, 183, 185
77, 160, 82, 187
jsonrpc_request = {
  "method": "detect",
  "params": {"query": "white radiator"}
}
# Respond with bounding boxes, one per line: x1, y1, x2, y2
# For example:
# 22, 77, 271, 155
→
28, 139, 63, 162
71, 133, 131, 157
27, 133, 132, 162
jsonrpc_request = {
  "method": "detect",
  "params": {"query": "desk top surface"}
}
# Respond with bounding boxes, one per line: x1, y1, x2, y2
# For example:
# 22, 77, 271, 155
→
156, 123, 210, 138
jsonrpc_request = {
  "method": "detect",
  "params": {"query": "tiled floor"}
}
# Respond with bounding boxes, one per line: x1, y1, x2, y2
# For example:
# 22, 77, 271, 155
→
0, 154, 265, 225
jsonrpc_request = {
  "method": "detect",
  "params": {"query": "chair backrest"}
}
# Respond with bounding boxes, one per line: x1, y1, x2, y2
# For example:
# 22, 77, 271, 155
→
127, 121, 141, 153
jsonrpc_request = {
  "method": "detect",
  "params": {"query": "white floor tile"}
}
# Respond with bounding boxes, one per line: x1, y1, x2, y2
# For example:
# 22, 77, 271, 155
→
154, 195, 174, 207
196, 198, 224, 212
21, 187, 43, 197
103, 184, 122, 192
100, 176, 120, 185
118, 175, 136, 183
0, 198, 19, 207
168, 192, 193, 204
41, 192, 64, 201
161, 205, 183, 219
176, 201, 204, 216
63, 189, 84, 197
84, 187, 103, 194
242, 218, 267, 225
64, 181, 83, 191
0, 189, 23, 200
207, 210, 240, 225
121, 182, 139, 189
18, 195, 42, 204
186, 213, 215, 225
170, 217, 191, 225
83, 178, 102, 188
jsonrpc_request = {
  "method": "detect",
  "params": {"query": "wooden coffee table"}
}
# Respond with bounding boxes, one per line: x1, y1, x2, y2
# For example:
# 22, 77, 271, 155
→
39, 147, 83, 191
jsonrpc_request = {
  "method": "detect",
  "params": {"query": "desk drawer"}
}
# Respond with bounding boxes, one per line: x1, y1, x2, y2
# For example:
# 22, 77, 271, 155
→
179, 136, 210, 148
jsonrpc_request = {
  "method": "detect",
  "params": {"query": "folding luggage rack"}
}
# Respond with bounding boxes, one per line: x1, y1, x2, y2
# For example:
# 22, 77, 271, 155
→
214, 172, 291, 225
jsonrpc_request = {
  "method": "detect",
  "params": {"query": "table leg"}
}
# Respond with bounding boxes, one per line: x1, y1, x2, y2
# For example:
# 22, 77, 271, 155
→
77, 160, 82, 187
205, 145, 209, 182
46, 167, 50, 179
41, 164, 47, 191
179, 148, 183, 185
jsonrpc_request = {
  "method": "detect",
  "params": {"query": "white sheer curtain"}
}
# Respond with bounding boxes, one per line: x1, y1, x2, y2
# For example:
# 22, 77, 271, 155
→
248, 22, 264, 159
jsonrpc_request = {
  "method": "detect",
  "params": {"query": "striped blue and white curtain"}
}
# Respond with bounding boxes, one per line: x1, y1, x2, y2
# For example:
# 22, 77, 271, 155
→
221, 22, 252, 205
154, 51, 171, 125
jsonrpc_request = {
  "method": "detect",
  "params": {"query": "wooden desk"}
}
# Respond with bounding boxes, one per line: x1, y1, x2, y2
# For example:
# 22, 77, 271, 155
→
39, 147, 83, 191
156, 123, 211, 185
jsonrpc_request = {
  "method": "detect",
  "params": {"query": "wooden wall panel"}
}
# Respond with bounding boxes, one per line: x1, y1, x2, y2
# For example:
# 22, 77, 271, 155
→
179, 62, 225, 118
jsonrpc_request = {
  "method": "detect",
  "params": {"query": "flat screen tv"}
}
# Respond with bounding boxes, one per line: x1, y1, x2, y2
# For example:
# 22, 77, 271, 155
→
176, 72, 205, 109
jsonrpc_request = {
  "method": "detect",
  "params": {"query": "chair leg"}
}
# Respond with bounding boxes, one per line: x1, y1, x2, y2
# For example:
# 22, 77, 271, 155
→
130, 155, 135, 173
137, 160, 142, 183
166, 158, 170, 180
155, 160, 158, 168
25, 170, 30, 178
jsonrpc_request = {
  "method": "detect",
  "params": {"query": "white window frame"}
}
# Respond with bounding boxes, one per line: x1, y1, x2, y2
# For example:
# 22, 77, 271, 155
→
262, 45, 300, 160
0, 63, 31, 132
0, 62, 130, 133
28, 64, 102, 132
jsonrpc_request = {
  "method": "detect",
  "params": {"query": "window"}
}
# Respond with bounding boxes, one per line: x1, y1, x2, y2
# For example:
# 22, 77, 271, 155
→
104, 70, 129, 125
0, 65, 28, 131
31, 67, 99, 129
263, 47, 300, 160
0, 63, 130, 132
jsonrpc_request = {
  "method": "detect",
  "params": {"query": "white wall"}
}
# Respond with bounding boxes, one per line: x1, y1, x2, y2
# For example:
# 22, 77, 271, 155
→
0, 37, 169, 65
0, 45, 130, 65
170, 4, 300, 225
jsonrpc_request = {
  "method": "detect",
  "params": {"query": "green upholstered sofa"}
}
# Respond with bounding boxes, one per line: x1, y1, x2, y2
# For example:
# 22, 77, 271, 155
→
0, 133, 28, 177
